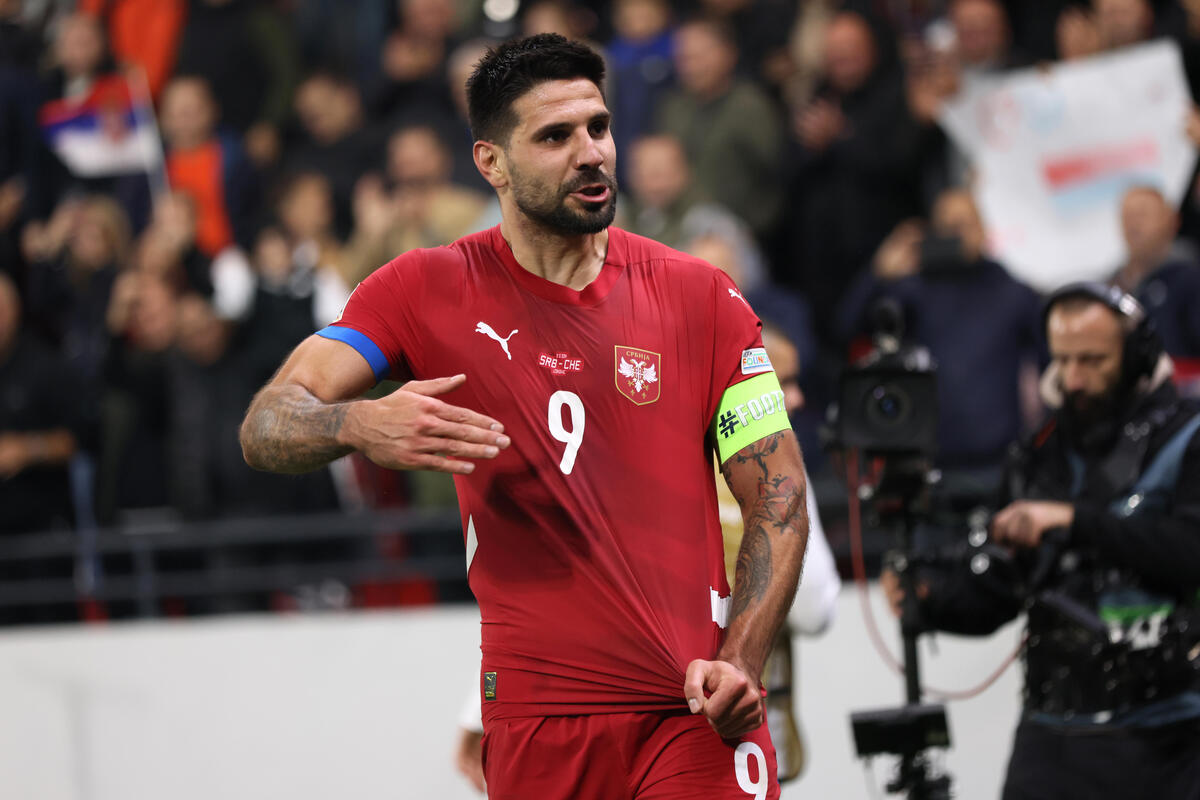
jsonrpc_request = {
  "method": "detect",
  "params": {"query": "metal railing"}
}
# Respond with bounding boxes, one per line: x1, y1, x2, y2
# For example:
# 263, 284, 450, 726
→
0, 507, 469, 622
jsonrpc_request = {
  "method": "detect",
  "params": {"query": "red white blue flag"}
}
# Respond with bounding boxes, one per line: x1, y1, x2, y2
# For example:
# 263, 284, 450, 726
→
38, 73, 163, 178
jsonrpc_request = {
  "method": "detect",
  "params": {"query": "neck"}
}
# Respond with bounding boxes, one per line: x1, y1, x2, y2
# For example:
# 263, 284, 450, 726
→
695, 75, 733, 104
1117, 249, 1166, 290
499, 205, 609, 291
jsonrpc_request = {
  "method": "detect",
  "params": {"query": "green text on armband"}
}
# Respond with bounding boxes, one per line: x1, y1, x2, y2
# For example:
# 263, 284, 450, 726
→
712, 372, 790, 463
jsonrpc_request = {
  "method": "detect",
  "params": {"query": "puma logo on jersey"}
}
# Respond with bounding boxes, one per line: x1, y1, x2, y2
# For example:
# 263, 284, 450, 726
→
475, 321, 518, 360
728, 288, 747, 304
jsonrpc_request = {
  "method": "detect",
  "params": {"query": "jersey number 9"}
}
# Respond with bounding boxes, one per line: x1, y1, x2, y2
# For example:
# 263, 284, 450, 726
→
547, 391, 585, 475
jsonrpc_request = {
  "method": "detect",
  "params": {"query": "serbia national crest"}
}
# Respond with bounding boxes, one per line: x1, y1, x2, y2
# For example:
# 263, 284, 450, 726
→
614, 345, 661, 405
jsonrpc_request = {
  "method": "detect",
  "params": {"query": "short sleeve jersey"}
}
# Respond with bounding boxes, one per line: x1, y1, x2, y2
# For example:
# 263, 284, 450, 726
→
322, 226, 771, 720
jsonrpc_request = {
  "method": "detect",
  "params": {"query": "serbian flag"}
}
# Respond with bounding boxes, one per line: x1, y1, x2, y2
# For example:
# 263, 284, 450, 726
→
38, 73, 163, 178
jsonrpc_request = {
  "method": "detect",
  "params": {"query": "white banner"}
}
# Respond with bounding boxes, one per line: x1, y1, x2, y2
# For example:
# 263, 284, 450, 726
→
939, 40, 1197, 292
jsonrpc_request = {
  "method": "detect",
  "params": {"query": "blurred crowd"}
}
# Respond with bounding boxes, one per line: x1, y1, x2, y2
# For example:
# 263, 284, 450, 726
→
2, 0, 1200, 537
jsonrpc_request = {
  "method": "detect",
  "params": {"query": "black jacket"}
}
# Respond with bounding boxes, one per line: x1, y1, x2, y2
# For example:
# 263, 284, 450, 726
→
918, 373, 1200, 639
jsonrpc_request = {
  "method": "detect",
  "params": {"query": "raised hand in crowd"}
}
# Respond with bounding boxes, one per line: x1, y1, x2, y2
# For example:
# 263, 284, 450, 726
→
905, 44, 961, 126
20, 197, 83, 264
794, 98, 846, 152
0, 178, 25, 233
351, 174, 398, 241
871, 219, 924, 280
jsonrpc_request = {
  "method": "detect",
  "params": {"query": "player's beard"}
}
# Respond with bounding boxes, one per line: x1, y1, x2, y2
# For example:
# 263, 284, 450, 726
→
509, 164, 618, 235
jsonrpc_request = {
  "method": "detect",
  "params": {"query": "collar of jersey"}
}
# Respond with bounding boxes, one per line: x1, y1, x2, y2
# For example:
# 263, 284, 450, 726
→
488, 225, 626, 307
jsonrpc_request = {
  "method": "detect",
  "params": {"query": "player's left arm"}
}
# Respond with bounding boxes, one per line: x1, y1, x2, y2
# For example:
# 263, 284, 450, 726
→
686, 427, 809, 738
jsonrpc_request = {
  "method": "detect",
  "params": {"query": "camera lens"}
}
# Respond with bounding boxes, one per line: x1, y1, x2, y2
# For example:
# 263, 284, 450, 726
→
865, 383, 912, 428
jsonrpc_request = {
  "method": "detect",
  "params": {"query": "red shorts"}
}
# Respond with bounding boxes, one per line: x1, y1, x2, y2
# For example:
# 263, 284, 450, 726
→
481, 710, 780, 800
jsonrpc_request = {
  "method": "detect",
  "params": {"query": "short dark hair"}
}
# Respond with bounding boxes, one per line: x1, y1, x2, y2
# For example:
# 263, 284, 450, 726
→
466, 33, 606, 145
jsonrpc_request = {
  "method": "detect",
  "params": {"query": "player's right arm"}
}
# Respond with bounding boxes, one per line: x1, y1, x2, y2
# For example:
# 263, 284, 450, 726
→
239, 335, 510, 475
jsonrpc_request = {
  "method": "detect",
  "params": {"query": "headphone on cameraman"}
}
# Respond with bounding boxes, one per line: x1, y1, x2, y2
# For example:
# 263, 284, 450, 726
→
1041, 281, 1163, 385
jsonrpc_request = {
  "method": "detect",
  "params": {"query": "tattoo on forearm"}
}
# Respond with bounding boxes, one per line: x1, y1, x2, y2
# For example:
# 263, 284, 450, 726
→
730, 525, 771, 621
721, 432, 808, 627
240, 385, 353, 473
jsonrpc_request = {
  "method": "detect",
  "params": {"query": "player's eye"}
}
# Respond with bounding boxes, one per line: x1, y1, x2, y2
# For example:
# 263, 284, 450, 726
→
589, 119, 609, 137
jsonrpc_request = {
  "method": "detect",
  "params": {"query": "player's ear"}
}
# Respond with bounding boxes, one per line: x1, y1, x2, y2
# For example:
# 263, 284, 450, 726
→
474, 141, 508, 189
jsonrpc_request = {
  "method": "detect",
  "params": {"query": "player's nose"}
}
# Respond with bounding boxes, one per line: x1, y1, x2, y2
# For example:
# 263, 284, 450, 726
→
573, 131, 605, 170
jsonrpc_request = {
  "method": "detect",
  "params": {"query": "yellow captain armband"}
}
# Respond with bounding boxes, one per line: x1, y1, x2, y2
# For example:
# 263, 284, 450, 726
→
712, 371, 790, 464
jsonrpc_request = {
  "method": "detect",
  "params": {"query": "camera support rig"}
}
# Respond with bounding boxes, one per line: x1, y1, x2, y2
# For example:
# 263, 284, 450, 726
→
833, 303, 954, 798
851, 457, 953, 800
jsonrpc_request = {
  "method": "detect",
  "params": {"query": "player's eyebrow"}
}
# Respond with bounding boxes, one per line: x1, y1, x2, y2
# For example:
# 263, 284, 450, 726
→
530, 111, 611, 141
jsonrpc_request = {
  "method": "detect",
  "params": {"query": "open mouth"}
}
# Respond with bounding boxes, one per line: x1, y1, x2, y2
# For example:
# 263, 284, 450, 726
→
571, 183, 610, 202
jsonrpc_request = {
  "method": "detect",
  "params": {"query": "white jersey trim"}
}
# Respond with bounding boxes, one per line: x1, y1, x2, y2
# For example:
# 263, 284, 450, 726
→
465, 515, 478, 574
710, 587, 730, 629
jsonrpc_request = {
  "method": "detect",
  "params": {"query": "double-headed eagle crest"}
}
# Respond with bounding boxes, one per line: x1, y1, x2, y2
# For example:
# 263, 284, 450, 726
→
618, 356, 658, 393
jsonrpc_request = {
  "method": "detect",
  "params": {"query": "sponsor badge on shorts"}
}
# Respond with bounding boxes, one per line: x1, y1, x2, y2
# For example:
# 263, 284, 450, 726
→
741, 347, 772, 375
484, 671, 497, 701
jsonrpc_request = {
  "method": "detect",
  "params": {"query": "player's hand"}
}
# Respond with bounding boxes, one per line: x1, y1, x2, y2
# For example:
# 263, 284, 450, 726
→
990, 500, 1074, 549
454, 727, 486, 793
683, 658, 764, 739
343, 374, 510, 475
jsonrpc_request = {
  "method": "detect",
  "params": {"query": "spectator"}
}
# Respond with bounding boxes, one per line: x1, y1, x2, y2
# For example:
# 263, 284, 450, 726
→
44, 11, 110, 101
1094, 0, 1155, 51
77, 0, 185, 100
96, 267, 177, 521
23, 194, 129, 390
0, 1, 42, 240
947, 0, 1023, 72
342, 125, 487, 286
175, 0, 300, 168
686, 229, 826, 469
908, 0, 1027, 202
285, 69, 384, 240
655, 15, 784, 237
522, 0, 596, 39
288, 0, 391, 92
787, 10, 922, 343
1056, 4, 1104, 61
0, 0, 41, 71
836, 188, 1043, 471
271, 173, 351, 325
696, 0, 797, 94
0, 272, 78, 534
171, 226, 342, 518
371, 0, 459, 125
444, 39, 497, 191
1112, 185, 1200, 360
1057, 0, 1161, 61
624, 133, 756, 258
606, 0, 674, 177
142, 190, 216, 297
160, 75, 256, 257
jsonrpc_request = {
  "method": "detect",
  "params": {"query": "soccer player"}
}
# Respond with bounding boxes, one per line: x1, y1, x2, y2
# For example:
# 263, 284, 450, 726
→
240, 34, 809, 799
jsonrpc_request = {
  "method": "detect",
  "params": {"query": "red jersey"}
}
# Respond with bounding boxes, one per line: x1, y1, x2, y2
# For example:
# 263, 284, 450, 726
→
322, 226, 766, 720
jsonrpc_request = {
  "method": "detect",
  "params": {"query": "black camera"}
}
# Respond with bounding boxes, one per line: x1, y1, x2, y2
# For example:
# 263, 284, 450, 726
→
919, 234, 972, 275
851, 704, 951, 757
838, 351, 939, 456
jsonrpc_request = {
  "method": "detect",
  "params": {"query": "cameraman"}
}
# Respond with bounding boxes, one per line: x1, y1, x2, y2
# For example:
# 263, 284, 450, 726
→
836, 189, 1042, 473
883, 283, 1200, 798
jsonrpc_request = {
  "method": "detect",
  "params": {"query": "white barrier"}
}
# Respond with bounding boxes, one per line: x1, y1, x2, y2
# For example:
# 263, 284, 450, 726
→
0, 588, 1021, 799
